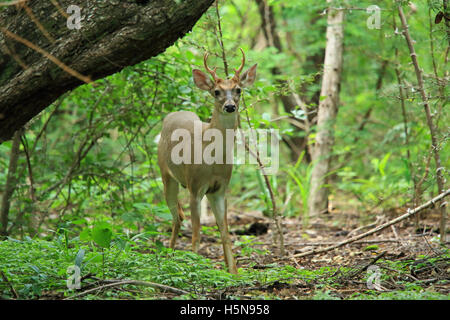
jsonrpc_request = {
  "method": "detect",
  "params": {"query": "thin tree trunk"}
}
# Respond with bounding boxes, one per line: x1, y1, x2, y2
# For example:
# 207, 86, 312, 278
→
308, 4, 344, 216
0, 129, 22, 238
398, 4, 447, 243
392, 14, 420, 223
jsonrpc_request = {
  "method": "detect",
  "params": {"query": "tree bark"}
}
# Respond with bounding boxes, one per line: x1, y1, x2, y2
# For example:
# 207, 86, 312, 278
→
0, 0, 214, 143
443, 0, 450, 46
308, 4, 344, 216
0, 129, 21, 238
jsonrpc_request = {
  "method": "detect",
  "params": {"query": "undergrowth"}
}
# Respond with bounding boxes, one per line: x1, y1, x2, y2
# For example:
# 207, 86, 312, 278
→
0, 236, 448, 300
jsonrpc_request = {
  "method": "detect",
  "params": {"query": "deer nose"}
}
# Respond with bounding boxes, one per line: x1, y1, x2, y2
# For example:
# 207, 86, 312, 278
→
224, 104, 236, 113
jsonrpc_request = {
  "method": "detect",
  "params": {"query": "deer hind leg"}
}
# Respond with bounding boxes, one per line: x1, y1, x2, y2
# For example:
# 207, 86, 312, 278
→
162, 175, 182, 249
206, 191, 238, 274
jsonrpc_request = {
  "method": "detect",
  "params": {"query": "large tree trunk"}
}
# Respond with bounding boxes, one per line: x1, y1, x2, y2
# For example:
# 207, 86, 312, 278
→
308, 3, 344, 216
0, 0, 214, 143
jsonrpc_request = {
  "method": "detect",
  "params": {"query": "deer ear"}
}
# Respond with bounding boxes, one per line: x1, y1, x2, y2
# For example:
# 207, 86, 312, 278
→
193, 69, 214, 91
240, 64, 257, 87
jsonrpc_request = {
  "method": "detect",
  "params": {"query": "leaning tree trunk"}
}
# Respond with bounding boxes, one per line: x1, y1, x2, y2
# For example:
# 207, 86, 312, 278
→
308, 3, 344, 216
0, 0, 214, 143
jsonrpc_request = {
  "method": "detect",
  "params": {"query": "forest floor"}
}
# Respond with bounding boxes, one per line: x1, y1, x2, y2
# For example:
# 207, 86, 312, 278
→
175, 204, 450, 300
0, 201, 448, 300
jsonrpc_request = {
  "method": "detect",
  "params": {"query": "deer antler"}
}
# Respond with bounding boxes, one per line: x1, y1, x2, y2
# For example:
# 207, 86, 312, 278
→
203, 52, 219, 83
232, 48, 245, 82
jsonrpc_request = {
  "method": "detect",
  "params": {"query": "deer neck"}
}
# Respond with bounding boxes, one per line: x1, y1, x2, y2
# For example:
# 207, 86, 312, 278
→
207, 107, 238, 132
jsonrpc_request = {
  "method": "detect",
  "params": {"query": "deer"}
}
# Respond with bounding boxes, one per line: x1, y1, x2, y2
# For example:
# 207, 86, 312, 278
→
157, 49, 257, 274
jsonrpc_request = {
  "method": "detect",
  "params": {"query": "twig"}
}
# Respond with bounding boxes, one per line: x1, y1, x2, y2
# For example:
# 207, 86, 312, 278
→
0, 0, 26, 6
63, 279, 191, 300
285, 239, 403, 247
22, 2, 55, 43
0, 41, 28, 69
240, 100, 285, 256
391, 225, 399, 239
292, 189, 450, 258
346, 251, 387, 278
20, 133, 39, 234
347, 220, 379, 237
30, 95, 65, 155
379, 265, 419, 282
214, 0, 229, 77
0, 28, 92, 84
393, 13, 417, 212
49, 0, 69, 19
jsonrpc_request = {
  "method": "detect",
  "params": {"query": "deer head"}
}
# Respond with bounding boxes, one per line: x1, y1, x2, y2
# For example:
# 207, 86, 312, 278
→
192, 48, 257, 114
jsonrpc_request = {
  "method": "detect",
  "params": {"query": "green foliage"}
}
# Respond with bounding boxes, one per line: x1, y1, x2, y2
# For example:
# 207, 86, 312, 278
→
1, 0, 447, 232
283, 151, 313, 223
312, 290, 341, 300
1, 237, 448, 300
234, 235, 269, 258
336, 152, 412, 210
0, 236, 317, 299
91, 222, 113, 249
0, 0, 449, 300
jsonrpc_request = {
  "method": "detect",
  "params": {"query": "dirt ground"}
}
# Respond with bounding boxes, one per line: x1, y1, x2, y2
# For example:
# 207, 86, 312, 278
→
173, 204, 449, 299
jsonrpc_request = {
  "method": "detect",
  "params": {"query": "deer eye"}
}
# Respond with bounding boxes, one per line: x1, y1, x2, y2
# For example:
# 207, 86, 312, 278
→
235, 88, 241, 94
214, 89, 220, 97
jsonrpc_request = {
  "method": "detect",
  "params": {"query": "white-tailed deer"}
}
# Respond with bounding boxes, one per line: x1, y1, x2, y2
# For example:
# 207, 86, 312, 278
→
157, 49, 257, 273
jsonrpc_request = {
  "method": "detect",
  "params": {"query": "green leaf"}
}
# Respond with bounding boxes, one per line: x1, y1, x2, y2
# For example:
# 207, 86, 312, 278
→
132, 203, 151, 211
378, 153, 391, 177
71, 219, 87, 225
185, 50, 195, 62
79, 228, 91, 242
29, 265, 40, 274
92, 222, 113, 248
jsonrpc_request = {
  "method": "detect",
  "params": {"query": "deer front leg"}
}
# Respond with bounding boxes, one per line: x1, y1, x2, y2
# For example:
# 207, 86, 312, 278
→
207, 191, 238, 274
190, 195, 201, 253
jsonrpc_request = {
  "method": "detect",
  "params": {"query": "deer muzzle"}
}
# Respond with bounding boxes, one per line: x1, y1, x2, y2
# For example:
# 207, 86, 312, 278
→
224, 103, 236, 113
